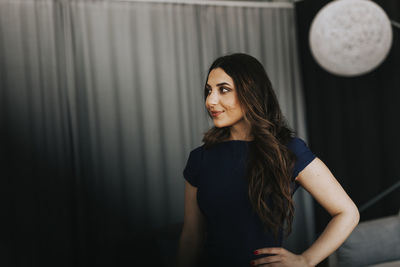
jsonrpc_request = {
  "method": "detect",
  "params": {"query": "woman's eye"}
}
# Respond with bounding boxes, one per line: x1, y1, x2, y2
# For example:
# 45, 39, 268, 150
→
221, 87, 229, 93
205, 87, 229, 94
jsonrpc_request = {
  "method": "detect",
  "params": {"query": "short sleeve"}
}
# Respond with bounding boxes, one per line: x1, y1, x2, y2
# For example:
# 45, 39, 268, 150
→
183, 147, 202, 187
287, 137, 316, 179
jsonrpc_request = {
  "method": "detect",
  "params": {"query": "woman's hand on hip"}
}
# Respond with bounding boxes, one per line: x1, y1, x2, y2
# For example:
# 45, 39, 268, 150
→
250, 247, 312, 267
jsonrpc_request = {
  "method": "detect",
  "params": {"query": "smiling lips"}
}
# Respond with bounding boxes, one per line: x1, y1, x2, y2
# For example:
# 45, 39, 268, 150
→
211, 111, 224, 117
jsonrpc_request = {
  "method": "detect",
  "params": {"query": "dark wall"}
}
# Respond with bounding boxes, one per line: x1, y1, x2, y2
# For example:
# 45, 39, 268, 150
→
295, 0, 400, 234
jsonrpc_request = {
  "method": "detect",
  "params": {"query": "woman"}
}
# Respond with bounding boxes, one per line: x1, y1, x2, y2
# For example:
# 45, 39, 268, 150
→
176, 53, 359, 267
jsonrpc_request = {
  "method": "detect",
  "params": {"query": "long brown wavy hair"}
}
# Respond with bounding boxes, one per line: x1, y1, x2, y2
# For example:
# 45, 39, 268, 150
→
202, 53, 298, 242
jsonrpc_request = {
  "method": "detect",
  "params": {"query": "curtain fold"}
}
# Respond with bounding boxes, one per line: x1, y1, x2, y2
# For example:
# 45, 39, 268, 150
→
0, 0, 314, 265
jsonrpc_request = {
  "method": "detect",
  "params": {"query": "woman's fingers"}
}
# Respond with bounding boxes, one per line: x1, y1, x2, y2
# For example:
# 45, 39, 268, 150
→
251, 255, 282, 266
254, 247, 286, 255
251, 247, 290, 266
251, 247, 310, 267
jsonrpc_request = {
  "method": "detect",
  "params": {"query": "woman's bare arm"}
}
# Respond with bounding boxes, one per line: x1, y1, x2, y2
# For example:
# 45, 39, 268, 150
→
295, 157, 360, 266
176, 181, 207, 267
251, 157, 359, 267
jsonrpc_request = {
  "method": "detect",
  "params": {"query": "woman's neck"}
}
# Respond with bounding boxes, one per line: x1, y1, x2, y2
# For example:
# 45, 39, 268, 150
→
229, 120, 253, 141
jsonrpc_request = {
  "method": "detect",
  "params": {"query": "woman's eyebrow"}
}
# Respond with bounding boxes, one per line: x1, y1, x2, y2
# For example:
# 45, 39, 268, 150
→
205, 82, 232, 88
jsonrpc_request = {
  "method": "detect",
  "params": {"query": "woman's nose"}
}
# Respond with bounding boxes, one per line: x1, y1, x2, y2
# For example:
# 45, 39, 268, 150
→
207, 90, 219, 105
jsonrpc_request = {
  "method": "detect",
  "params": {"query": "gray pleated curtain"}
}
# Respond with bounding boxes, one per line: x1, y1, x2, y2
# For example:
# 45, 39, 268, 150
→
0, 0, 315, 263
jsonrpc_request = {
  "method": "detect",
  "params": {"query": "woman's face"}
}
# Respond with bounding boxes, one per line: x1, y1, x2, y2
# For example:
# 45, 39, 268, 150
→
205, 68, 245, 128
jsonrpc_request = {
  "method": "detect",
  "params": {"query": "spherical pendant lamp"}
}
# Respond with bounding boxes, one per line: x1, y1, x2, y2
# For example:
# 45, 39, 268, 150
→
309, 0, 393, 77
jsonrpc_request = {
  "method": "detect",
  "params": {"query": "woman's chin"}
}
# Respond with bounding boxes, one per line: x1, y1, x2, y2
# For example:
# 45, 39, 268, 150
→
213, 120, 228, 128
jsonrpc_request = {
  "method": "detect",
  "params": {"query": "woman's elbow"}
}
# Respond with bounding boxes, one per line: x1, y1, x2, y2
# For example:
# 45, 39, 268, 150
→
334, 202, 360, 228
179, 224, 206, 244
344, 203, 360, 229
353, 208, 360, 229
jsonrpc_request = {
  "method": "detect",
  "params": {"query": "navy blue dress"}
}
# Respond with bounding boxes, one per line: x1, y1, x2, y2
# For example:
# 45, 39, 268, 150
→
183, 137, 316, 267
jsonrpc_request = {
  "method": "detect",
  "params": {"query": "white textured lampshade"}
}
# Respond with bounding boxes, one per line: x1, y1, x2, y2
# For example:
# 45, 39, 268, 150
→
309, 0, 393, 77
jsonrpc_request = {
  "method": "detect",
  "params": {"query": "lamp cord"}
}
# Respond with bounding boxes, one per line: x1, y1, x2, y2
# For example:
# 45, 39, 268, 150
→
358, 180, 400, 213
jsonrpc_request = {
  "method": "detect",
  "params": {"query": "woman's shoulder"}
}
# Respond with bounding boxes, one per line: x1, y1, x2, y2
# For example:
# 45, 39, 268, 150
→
186, 140, 234, 158
183, 144, 205, 187
189, 144, 204, 157
286, 136, 317, 181
286, 136, 310, 153
189, 143, 205, 154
